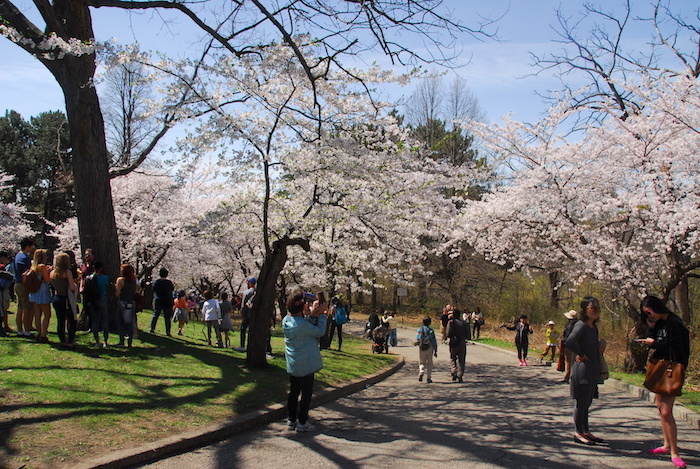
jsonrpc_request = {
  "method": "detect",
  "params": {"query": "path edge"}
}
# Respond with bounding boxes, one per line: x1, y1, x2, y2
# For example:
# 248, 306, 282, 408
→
75, 356, 405, 469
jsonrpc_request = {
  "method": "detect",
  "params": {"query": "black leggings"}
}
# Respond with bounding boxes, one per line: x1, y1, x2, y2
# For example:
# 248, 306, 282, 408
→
328, 321, 343, 349
53, 295, 76, 344
516, 341, 528, 359
288, 373, 314, 424
573, 384, 596, 434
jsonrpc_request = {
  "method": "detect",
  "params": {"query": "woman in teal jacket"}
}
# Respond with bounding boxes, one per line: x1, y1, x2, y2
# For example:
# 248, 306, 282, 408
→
283, 291, 327, 432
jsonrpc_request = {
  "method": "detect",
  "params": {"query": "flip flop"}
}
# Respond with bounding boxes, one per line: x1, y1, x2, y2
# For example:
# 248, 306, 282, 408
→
574, 435, 596, 446
672, 457, 686, 468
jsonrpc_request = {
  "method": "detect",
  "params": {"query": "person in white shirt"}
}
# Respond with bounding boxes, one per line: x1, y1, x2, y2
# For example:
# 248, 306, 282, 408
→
201, 290, 223, 347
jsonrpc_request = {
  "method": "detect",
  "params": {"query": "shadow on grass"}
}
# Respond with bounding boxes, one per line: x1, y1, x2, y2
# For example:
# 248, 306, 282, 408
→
0, 330, 292, 467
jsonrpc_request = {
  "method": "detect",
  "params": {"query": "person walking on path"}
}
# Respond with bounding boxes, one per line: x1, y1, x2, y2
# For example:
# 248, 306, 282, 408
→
638, 295, 691, 469
283, 290, 327, 433
539, 320, 559, 362
415, 316, 438, 383
503, 314, 533, 366
446, 309, 470, 382
564, 296, 606, 446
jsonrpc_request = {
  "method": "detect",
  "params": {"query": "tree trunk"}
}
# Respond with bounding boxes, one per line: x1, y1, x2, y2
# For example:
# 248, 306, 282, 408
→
548, 270, 560, 309
675, 275, 691, 324
247, 236, 310, 367
41, 1, 121, 282
622, 301, 649, 372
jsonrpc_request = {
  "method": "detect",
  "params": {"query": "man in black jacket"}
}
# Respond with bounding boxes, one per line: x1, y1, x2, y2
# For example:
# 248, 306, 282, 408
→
149, 268, 174, 336
446, 309, 471, 383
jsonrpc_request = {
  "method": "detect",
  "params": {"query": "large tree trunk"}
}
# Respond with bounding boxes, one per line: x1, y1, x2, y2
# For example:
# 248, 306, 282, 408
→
247, 236, 310, 367
41, 0, 121, 281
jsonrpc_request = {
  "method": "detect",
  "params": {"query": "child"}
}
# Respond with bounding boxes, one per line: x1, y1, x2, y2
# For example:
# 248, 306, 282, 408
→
219, 292, 233, 348
172, 289, 191, 335
201, 290, 223, 347
539, 320, 559, 362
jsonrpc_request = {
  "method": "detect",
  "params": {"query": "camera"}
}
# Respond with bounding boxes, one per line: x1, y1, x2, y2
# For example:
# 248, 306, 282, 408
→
303, 292, 317, 303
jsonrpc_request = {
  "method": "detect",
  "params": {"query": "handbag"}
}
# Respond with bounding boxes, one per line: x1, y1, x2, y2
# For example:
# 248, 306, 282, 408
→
599, 353, 609, 383
643, 357, 685, 396
556, 349, 566, 372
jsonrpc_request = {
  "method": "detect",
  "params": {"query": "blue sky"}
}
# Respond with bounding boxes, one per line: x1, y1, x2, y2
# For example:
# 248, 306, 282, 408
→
0, 1, 695, 125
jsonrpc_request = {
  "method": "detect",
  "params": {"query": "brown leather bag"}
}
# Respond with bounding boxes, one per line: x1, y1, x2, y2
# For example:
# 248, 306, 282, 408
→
643, 358, 685, 396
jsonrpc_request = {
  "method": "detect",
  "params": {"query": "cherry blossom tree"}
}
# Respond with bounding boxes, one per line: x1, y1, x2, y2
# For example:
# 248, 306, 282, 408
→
460, 74, 700, 369
173, 41, 473, 365
0, 0, 493, 283
0, 173, 34, 251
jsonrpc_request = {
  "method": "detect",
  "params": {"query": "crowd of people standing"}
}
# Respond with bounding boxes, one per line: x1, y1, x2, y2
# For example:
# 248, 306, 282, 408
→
0, 237, 259, 350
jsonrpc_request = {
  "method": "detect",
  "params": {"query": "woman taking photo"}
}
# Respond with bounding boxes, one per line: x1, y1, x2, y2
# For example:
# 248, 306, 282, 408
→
283, 290, 327, 432
638, 295, 690, 469
564, 296, 605, 446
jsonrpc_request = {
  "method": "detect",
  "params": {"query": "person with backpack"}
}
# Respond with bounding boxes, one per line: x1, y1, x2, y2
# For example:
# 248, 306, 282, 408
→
415, 316, 438, 383
328, 296, 348, 351
85, 261, 110, 347
12, 238, 35, 338
446, 309, 471, 383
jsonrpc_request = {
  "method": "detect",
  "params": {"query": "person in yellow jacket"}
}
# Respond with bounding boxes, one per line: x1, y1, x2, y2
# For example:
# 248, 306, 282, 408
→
540, 320, 559, 361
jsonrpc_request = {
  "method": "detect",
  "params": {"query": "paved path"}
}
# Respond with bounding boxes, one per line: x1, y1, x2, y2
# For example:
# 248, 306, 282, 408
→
140, 322, 700, 469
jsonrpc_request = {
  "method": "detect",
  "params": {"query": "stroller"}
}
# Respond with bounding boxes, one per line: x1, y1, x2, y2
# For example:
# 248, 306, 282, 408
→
365, 312, 381, 340
372, 324, 390, 353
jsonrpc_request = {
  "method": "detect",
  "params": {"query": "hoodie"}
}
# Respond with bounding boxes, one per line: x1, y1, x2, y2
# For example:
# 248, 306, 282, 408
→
283, 314, 327, 377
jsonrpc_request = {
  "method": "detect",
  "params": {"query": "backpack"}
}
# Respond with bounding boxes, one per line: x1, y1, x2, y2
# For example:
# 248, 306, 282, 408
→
0, 267, 12, 291
334, 305, 348, 325
419, 327, 432, 351
83, 273, 100, 303
21, 268, 41, 293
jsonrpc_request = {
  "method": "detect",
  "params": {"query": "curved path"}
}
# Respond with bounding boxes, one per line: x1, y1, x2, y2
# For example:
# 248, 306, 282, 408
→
140, 321, 700, 469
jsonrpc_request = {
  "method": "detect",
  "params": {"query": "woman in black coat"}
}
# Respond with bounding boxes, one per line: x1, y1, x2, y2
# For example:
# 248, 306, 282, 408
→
564, 296, 605, 446
638, 296, 690, 469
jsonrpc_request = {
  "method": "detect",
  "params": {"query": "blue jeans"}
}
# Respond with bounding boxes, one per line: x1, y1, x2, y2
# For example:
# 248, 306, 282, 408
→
118, 300, 135, 346
91, 296, 109, 343
150, 300, 172, 335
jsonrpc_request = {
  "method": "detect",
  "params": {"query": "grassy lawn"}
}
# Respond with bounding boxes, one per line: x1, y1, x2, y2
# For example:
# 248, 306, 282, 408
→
475, 336, 700, 415
0, 309, 395, 469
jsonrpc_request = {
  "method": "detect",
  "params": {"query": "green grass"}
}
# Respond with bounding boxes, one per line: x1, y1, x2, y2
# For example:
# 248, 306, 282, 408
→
0, 309, 395, 468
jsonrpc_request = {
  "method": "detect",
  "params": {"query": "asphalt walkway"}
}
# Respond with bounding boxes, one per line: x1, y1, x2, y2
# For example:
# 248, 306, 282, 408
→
134, 321, 700, 469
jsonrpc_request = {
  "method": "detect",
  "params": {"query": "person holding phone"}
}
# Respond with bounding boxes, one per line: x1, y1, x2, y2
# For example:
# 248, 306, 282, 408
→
283, 290, 327, 432
637, 295, 690, 469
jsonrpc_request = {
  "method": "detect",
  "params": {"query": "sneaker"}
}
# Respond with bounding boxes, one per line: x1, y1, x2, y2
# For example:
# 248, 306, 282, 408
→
458, 376, 463, 383
286, 419, 297, 429
296, 422, 315, 432
427, 378, 433, 383
418, 374, 423, 382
